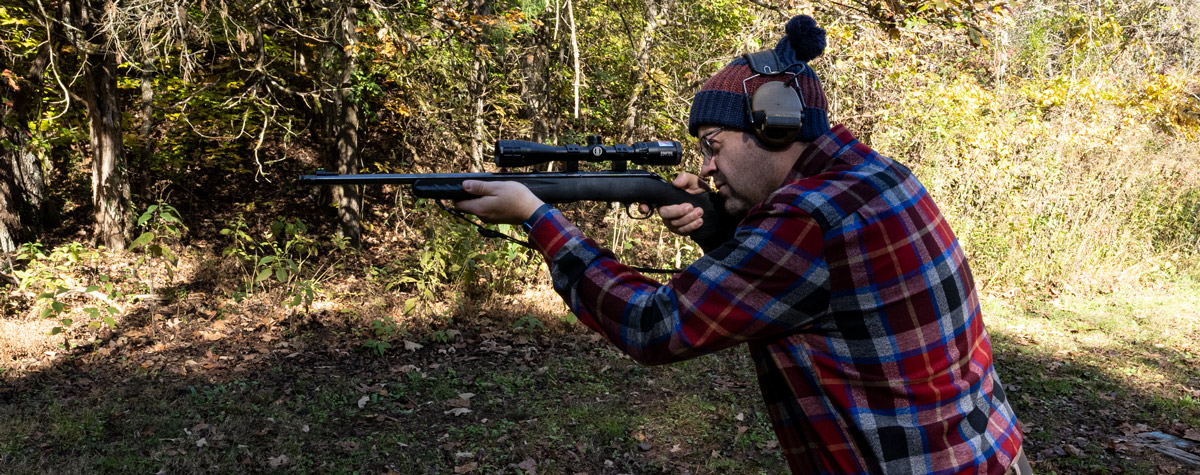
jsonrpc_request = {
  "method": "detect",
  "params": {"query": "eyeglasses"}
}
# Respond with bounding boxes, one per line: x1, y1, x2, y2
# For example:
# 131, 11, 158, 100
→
699, 126, 725, 163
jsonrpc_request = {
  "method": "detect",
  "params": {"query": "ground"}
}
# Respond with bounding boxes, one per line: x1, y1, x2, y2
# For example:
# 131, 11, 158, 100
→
2, 279, 1199, 474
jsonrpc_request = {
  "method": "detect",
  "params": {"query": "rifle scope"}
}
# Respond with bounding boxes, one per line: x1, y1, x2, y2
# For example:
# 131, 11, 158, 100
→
494, 135, 682, 168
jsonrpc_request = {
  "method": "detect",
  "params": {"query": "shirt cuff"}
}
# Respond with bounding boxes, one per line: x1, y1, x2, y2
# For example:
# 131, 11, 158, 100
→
525, 205, 584, 261
523, 203, 553, 232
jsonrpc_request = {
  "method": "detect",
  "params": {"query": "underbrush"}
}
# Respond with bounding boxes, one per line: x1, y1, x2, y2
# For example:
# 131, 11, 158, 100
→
824, 0, 1200, 293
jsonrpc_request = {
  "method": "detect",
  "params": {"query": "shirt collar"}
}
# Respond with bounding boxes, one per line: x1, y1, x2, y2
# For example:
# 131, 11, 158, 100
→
787, 124, 857, 181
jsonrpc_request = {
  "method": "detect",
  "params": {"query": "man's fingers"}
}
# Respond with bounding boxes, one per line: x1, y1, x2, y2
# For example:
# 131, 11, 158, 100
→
668, 207, 704, 229
674, 217, 703, 234
452, 180, 545, 225
654, 203, 704, 235
657, 203, 694, 220
672, 173, 709, 194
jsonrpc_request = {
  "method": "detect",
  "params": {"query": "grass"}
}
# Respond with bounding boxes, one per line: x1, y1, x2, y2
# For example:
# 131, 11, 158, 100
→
2, 278, 1199, 474
985, 278, 1200, 473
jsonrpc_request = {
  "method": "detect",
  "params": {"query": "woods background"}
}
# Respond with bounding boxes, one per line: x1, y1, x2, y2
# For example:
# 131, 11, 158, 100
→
1, 0, 1199, 472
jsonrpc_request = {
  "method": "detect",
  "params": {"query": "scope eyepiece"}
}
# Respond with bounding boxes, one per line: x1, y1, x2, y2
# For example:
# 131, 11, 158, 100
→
494, 139, 682, 168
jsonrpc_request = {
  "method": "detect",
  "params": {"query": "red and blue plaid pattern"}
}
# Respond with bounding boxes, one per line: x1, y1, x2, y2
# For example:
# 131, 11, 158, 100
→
526, 125, 1023, 473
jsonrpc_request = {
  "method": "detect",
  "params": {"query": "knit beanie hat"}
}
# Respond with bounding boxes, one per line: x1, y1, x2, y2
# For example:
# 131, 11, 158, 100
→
688, 15, 830, 143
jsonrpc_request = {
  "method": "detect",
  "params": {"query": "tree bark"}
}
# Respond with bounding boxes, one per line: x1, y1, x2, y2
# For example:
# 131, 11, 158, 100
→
567, 0, 580, 119
0, 31, 55, 250
329, 3, 361, 247
622, 0, 663, 142
520, 15, 552, 143
137, 56, 157, 195
468, 0, 493, 172
67, 0, 132, 250
0, 144, 19, 252
85, 50, 133, 250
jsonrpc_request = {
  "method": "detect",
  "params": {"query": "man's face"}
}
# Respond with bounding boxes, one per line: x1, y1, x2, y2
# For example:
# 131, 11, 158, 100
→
697, 125, 790, 217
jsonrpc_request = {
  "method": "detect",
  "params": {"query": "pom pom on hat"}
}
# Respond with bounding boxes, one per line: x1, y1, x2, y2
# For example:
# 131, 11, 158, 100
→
783, 15, 826, 62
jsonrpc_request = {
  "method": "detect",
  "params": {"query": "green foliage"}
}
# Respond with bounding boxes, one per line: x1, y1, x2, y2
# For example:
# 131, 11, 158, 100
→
512, 313, 545, 333
131, 201, 186, 281
361, 317, 405, 356
219, 214, 325, 310
373, 203, 539, 316
844, 0, 1200, 291
18, 243, 123, 338
0, 6, 41, 52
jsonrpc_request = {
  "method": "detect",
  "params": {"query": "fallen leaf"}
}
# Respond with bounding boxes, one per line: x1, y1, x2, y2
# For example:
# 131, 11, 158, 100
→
1184, 428, 1200, 443
517, 458, 537, 473
736, 412, 745, 421
196, 437, 208, 448
1064, 444, 1084, 457
446, 398, 471, 408
454, 462, 478, 473
268, 454, 289, 468
357, 395, 370, 409
638, 442, 652, 451
404, 340, 424, 351
444, 408, 472, 416
396, 364, 418, 373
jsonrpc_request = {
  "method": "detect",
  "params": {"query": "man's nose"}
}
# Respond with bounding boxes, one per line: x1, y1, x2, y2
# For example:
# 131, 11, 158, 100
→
699, 159, 717, 178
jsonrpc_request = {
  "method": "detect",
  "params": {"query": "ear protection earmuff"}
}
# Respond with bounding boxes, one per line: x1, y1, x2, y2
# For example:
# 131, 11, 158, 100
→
742, 50, 808, 149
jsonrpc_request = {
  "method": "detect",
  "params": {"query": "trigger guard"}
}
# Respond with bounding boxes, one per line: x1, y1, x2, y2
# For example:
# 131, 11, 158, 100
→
626, 203, 654, 220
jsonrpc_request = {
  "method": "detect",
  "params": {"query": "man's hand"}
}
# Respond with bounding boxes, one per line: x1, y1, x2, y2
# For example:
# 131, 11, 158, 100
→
453, 180, 546, 225
640, 173, 709, 235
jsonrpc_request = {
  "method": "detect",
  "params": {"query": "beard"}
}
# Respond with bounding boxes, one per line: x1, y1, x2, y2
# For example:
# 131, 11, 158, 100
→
709, 191, 749, 223
711, 175, 755, 218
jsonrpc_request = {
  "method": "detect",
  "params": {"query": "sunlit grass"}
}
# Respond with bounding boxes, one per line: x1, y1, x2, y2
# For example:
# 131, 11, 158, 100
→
986, 278, 1200, 427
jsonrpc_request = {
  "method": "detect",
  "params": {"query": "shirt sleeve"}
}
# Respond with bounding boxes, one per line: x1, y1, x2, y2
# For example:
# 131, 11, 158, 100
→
526, 202, 831, 365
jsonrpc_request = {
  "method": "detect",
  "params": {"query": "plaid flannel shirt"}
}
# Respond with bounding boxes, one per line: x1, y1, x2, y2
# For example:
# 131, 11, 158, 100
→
525, 125, 1023, 474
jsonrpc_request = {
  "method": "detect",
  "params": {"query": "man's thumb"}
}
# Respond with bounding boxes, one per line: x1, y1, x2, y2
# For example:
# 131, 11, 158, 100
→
461, 180, 493, 196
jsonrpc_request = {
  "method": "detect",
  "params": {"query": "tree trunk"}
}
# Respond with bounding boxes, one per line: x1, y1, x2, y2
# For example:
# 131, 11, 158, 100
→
137, 56, 157, 195
329, 4, 361, 247
65, 0, 131, 250
520, 17, 552, 143
468, 0, 493, 172
0, 145, 20, 252
0, 38, 53, 249
567, 0, 580, 120
623, 0, 663, 142
85, 50, 133, 250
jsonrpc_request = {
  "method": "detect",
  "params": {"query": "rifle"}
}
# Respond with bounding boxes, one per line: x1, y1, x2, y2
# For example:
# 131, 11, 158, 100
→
298, 136, 733, 264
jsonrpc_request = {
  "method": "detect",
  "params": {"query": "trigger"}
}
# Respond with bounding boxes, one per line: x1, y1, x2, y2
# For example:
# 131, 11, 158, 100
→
627, 203, 654, 220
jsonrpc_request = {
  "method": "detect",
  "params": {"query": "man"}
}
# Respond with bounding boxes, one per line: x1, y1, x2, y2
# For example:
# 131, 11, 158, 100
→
455, 14, 1028, 474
